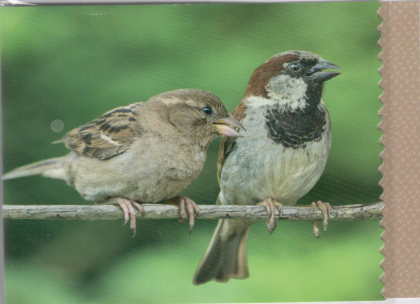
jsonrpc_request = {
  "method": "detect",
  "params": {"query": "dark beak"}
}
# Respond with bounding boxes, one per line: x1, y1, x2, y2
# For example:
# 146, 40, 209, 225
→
213, 115, 246, 137
307, 60, 341, 82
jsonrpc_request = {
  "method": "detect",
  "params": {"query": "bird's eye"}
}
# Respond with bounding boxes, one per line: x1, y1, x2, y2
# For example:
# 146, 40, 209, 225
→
202, 106, 213, 115
289, 63, 301, 72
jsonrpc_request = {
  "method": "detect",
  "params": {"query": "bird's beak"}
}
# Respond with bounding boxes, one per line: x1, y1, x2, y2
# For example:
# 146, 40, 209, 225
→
213, 115, 246, 137
307, 60, 341, 82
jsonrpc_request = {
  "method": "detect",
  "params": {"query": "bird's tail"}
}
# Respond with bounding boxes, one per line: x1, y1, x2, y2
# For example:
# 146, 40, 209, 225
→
193, 218, 253, 285
2, 157, 66, 181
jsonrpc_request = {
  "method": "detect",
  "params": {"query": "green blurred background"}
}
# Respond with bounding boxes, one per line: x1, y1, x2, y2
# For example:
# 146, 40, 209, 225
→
2, 2, 383, 303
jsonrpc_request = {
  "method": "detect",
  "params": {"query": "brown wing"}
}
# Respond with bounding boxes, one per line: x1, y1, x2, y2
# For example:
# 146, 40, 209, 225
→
58, 103, 143, 160
217, 100, 247, 184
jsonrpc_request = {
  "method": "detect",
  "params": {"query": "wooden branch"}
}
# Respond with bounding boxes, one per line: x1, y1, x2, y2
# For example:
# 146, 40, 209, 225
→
2, 202, 383, 221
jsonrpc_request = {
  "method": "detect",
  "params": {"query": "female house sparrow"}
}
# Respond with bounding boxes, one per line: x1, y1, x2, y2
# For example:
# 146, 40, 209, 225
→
193, 51, 340, 284
3, 89, 245, 235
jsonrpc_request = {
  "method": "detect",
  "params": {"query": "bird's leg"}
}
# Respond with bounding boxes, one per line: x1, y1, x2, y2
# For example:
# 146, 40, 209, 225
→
167, 196, 200, 234
99, 197, 145, 237
257, 198, 284, 235
311, 200, 331, 238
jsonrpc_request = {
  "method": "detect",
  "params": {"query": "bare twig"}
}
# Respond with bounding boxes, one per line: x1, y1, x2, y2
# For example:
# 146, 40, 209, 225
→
2, 202, 383, 221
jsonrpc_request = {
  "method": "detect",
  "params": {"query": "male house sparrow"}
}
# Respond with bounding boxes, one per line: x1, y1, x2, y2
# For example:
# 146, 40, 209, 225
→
193, 51, 340, 284
3, 89, 244, 235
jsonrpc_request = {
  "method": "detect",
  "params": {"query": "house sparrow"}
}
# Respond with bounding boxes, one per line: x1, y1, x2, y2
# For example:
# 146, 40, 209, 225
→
3, 89, 245, 235
193, 51, 340, 284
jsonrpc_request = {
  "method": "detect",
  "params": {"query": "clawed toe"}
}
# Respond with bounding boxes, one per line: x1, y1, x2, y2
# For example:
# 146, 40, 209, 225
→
311, 200, 331, 238
257, 198, 284, 235
179, 196, 200, 234
176, 196, 200, 234
113, 198, 145, 237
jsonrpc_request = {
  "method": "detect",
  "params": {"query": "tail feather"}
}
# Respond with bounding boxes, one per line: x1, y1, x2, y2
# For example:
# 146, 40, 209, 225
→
2, 157, 65, 181
193, 219, 252, 285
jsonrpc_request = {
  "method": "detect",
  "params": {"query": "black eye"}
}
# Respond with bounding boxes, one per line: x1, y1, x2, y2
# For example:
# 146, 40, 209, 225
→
202, 106, 213, 115
289, 63, 301, 72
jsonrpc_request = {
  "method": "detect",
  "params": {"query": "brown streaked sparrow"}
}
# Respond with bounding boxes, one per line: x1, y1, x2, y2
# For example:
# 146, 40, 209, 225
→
193, 51, 340, 284
3, 89, 245, 235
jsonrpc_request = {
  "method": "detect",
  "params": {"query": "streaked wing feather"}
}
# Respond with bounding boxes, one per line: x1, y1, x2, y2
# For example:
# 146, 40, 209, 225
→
61, 103, 143, 160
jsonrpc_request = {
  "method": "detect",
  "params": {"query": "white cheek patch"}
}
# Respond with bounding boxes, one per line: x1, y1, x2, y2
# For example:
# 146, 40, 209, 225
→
266, 74, 308, 111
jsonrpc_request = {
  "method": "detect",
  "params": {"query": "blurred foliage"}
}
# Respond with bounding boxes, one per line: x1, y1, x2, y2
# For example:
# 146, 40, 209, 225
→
2, 2, 382, 303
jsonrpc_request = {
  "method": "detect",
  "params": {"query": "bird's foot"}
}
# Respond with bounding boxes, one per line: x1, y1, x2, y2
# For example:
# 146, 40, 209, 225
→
311, 200, 331, 238
257, 198, 284, 235
102, 197, 145, 237
169, 196, 200, 234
